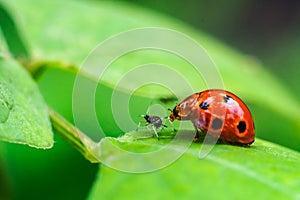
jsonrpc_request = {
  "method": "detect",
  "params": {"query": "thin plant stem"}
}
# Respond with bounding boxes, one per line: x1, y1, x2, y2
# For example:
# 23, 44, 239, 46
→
48, 107, 100, 163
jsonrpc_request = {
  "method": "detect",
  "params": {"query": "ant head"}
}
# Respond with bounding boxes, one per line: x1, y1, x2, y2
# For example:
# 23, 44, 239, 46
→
140, 114, 150, 120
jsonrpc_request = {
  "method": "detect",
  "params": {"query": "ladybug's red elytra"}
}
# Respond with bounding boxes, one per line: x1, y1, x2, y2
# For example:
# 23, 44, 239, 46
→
168, 89, 255, 145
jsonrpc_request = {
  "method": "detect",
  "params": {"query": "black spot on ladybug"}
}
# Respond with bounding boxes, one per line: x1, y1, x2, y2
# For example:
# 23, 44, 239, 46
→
199, 102, 209, 110
224, 95, 232, 103
211, 118, 223, 130
237, 121, 246, 133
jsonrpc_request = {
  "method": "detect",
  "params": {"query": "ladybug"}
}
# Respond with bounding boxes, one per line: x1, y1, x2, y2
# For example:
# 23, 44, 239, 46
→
137, 114, 168, 138
168, 89, 255, 145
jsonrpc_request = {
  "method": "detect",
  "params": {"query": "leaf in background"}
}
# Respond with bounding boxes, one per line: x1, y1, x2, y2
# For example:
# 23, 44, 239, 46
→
0, 2, 29, 59
5, 0, 299, 109
6, 0, 300, 149
0, 154, 11, 199
0, 55, 53, 148
89, 133, 300, 199
1, 1, 299, 199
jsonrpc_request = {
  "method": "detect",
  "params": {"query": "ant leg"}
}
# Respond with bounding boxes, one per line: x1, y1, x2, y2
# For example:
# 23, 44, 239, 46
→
136, 121, 148, 132
160, 124, 168, 132
145, 125, 159, 140
163, 116, 177, 132
151, 126, 159, 140
136, 121, 141, 131
161, 117, 168, 130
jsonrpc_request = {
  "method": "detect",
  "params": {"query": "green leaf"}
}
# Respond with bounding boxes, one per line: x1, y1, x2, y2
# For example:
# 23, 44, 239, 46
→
0, 55, 53, 148
0, 154, 11, 199
2, 1, 299, 198
8, 0, 300, 150
89, 132, 300, 199
0, 2, 29, 60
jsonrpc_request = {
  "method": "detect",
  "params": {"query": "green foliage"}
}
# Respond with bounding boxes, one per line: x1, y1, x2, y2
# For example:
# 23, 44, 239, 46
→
90, 133, 300, 199
0, 3, 29, 59
0, 56, 53, 148
5, 0, 300, 150
1, 135, 98, 200
0, 0, 300, 199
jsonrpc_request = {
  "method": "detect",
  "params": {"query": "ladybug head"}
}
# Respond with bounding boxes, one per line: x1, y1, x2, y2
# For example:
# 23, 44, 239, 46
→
168, 106, 181, 122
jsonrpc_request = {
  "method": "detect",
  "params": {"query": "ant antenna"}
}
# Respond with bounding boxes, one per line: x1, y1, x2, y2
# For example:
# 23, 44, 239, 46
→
146, 100, 155, 114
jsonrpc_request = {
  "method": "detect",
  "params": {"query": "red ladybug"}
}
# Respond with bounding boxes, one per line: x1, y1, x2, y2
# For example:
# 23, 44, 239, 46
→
168, 89, 255, 145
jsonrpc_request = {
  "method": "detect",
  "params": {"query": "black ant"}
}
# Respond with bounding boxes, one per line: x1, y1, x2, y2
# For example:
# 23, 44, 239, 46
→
137, 114, 168, 139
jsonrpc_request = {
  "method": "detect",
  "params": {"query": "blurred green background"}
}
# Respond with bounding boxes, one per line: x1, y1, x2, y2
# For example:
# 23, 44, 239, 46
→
0, 0, 300, 199
125, 0, 300, 96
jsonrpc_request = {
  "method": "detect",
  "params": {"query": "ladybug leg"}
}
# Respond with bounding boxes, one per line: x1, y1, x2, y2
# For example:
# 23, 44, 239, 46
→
193, 125, 200, 142
192, 118, 205, 142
